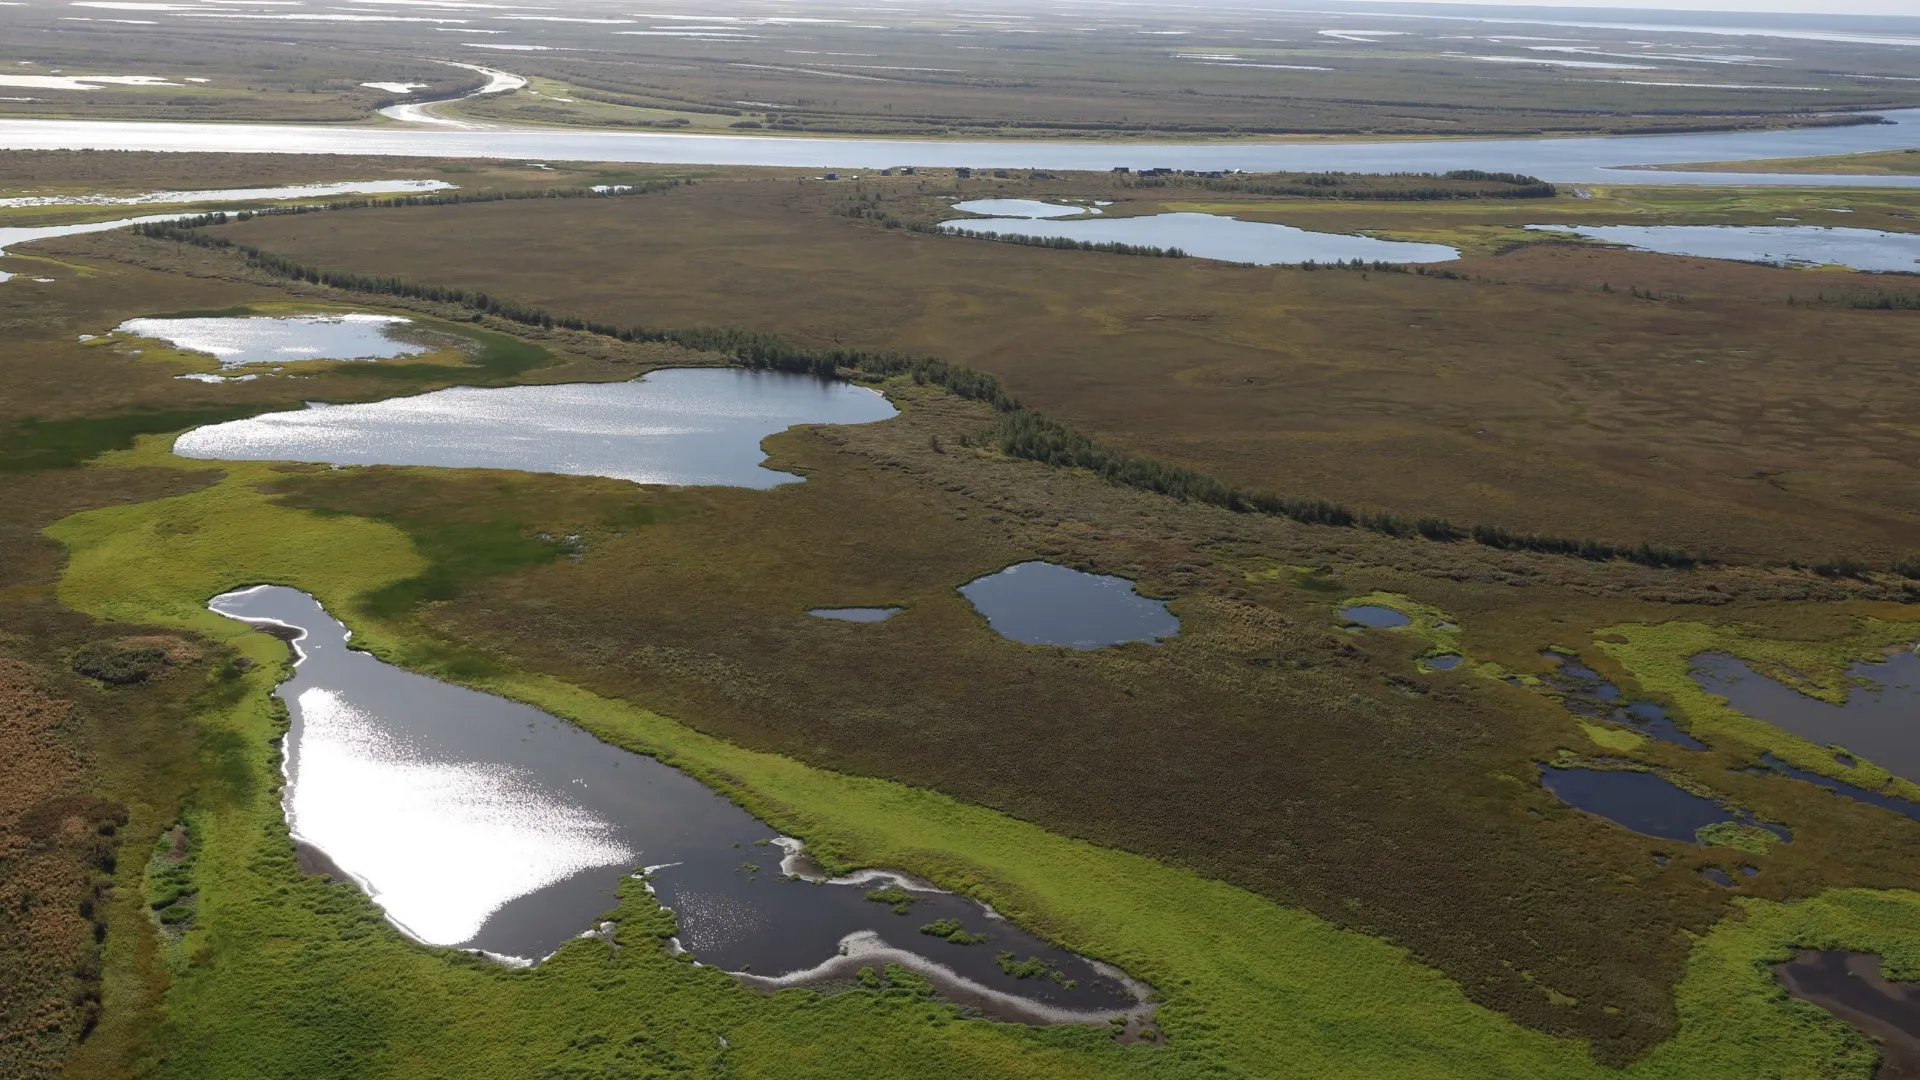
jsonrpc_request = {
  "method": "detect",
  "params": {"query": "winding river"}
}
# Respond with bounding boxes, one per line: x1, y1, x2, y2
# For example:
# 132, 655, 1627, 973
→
2, 109, 1919, 184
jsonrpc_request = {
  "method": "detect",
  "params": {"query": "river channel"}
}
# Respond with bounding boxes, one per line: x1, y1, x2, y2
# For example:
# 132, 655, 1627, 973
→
2, 110, 1919, 185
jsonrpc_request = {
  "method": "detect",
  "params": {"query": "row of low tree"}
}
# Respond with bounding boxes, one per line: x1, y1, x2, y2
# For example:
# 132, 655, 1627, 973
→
143, 210, 1903, 576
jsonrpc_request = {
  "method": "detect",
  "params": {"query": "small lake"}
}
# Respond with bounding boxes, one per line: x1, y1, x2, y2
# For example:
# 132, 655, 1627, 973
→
1775, 950, 1920, 1079
1340, 604, 1410, 629
118, 313, 430, 368
208, 585, 1147, 1022
1692, 649, 1920, 784
951, 199, 1100, 219
943, 209, 1460, 266
808, 608, 902, 623
1539, 652, 1705, 750
959, 562, 1178, 649
172, 368, 898, 489
1538, 765, 1748, 843
1525, 224, 1920, 273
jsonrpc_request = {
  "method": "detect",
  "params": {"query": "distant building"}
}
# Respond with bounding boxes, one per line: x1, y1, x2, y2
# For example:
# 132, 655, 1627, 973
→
1112, 166, 1131, 174
824, 172, 838, 180
900, 166, 917, 175
955, 167, 972, 178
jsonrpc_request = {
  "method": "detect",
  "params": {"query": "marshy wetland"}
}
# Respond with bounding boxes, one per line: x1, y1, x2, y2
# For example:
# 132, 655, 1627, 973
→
8, 139, 1920, 1080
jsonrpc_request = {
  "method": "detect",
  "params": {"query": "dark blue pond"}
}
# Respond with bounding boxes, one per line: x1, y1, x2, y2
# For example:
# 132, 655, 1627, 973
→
959, 562, 1177, 649
1340, 604, 1410, 629
1757, 754, 1920, 825
1538, 766, 1733, 842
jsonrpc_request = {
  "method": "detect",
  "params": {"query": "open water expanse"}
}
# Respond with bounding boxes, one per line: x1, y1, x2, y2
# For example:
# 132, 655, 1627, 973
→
1527, 224, 1920, 272
3, 110, 1920, 184
173, 368, 898, 488
946, 201, 1459, 265
207, 585, 1147, 1021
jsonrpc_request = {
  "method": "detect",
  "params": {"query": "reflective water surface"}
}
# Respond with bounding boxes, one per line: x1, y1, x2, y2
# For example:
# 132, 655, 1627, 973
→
960, 562, 1178, 649
0, 178, 451, 210
943, 210, 1460, 265
6, 110, 1920, 185
1528, 224, 1920, 272
173, 368, 899, 488
951, 198, 1098, 218
118, 313, 427, 368
1693, 649, 1920, 784
1540, 652, 1705, 749
208, 586, 1148, 1021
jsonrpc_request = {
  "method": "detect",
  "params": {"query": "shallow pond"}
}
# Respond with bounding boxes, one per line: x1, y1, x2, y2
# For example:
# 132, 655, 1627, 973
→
208, 585, 1147, 1022
173, 368, 898, 489
118, 313, 430, 368
0, 178, 451, 210
1692, 649, 1920, 784
1526, 224, 1920, 273
808, 608, 902, 623
959, 562, 1178, 649
951, 198, 1097, 219
1539, 652, 1705, 749
942, 210, 1459, 265
1339, 604, 1410, 629
1538, 766, 1745, 843
1775, 950, 1920, 1079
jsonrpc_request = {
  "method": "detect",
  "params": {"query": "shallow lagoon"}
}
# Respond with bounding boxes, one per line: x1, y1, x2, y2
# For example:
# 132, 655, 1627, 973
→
209, 585, 1145, 1020
945, 205, 1460, 265
1526, 224, 1920, 273
1693, 649, 1920, 784
118, 313, 429, 368
960, 562, 1178, 649
1538, 766, 1735, 842
173, 368, 898, 488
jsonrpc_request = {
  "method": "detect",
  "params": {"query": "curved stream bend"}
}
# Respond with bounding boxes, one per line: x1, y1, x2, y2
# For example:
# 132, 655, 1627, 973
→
208, 585, 1153, 1026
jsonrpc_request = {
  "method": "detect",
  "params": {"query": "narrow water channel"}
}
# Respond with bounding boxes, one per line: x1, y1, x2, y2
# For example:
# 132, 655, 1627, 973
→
209, 585, 1148, 1023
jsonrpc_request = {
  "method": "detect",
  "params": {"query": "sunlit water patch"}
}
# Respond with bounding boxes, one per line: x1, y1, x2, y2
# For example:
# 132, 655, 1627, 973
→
950, 198, 1097, 218
942, 210, 1459, 265
117, 313, 429, 367
207, 586, 1148, 1021
172, 368, 898, 488
1526, 224, 1920, 273
1340, 604, 1411, 629
1692, 649, 1920, 784
960, 562, 1178, 648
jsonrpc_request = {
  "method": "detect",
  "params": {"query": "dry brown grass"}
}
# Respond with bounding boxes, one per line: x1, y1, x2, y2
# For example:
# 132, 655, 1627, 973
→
219, 176, 1920, 565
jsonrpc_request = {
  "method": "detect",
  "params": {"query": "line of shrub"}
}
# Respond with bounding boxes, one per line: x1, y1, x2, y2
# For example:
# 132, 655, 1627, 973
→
135, 215, 1726, 571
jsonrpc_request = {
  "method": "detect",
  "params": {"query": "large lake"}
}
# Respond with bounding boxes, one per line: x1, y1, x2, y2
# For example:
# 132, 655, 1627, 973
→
208, 585, 1146, 1022
945, 201, 1458, 265
1527, 224, 1920, 272
172, 368, 898, 488
3, 110, 1920, 185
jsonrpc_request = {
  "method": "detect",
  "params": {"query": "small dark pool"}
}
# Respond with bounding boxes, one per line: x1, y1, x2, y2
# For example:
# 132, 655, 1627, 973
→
1340, 604, 1410, 629
1693, 649, 1920, 785
808, 608, 902, 623
959, 562, 1178, 649
1540, 652, 1705, 750
1700, 867, 1736, 889
1776, 951, 1920, 1080
1422, 653, 1463, 671
1538, 765, 1734, 842
207, 586, 1147, 1022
